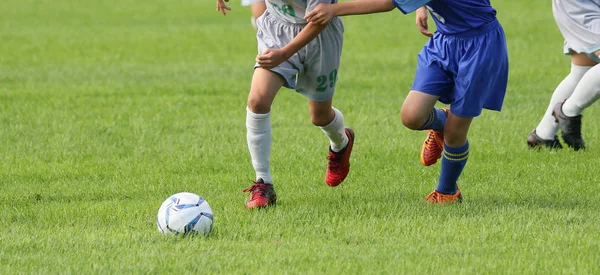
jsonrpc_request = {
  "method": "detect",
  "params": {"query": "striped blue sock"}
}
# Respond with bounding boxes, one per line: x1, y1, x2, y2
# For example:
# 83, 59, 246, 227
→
436, 141, 469, 194
417, 108, 447, 131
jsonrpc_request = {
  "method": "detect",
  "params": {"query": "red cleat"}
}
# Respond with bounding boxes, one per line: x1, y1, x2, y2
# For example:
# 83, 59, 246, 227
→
243, 179, 276, 209
325, 128, 355, 187
420, 108, 449, 166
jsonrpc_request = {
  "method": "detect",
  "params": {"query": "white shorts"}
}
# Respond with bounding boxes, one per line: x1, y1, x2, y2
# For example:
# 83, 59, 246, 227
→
242, 0, 264, 6
552, 0, 600, 62
255, 12, 344, 102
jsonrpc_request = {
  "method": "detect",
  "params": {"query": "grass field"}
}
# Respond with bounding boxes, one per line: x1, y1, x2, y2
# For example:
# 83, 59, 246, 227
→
1, 0, 600, 273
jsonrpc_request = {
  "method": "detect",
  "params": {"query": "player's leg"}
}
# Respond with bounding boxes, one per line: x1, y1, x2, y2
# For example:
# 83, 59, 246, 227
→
530, 52, 594, 149
548, 0, 600, 150
424, 113, 471, 204
553, 51, 600, 150
308, 98, 347, 152
401, 90, 448, 167
403, 42, 453, 166
433, 113, 471, 195
244, 68, 284, 208
427, 21, 508, 204
299, 17, 352, 187
307, 98, 354, 187
424, 112, 472, 203
561, 63, 600, 118
244, 13, 303, 208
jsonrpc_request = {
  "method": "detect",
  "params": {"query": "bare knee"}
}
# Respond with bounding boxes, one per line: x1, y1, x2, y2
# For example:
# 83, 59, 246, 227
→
401, 107, 426, 130
247, 95, 271, 114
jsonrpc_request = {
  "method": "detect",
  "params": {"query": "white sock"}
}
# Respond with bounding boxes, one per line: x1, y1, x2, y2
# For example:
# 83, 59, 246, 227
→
562, 64, 600, 117
535, 64, 591, 139
246, 107, 272, 184
320, 107, 348, 152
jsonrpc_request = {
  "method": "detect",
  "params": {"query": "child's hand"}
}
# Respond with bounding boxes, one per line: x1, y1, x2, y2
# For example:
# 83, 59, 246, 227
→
256, 49, 287, 69
304, 3, 336, 25
217, 0, 231, 16
416, 7, 433, 37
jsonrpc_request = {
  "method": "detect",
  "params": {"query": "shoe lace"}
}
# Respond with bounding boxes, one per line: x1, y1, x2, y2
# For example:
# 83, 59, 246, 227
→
425, 191, 441, 203
423, 131, 442, 156
426, 191, 458, 203
424, 132, 436, 146
243, 183, 267, 200
327, 151, 341, 170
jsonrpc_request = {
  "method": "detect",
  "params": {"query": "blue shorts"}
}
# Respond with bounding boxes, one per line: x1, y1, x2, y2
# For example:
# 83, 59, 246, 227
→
411, 19, 509, 117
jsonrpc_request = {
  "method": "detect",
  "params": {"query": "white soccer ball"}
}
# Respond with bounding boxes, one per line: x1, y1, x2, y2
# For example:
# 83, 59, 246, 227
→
156, 192, 213, 236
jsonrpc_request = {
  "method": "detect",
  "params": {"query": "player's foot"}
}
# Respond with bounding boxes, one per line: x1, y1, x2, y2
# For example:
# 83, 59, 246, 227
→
552, 102, 585, 151
425, 189, 462, 204
325, 128, 355, 187
527, 130, 563, 149
420, 108, 449, 166
243, 179, 277, 209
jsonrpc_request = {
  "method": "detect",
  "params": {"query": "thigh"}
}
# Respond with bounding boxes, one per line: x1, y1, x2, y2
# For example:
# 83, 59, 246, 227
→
587, 51, 600, 63
571, 51, 598, 66
255, 13, 303, 89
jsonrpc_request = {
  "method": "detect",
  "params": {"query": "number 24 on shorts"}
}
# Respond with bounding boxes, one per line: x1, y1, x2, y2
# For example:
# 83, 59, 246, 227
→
316, 69, 337, 92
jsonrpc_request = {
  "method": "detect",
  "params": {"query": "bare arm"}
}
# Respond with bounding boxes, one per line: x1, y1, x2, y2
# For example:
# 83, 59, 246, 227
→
330, 0, 396, 16
256, 22, 327, 69
283, 22, 327, 59
415, 6, 432, 37
305, 0, 395, 24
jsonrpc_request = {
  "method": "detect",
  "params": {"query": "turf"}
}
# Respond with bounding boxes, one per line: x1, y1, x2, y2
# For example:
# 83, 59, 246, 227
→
1, 0, 599, 274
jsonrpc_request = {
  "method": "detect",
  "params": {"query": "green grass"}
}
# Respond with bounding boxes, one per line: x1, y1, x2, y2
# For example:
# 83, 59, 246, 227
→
1, 0, 599, 273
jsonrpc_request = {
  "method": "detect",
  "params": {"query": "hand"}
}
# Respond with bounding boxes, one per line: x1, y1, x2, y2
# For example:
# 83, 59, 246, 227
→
415, 7, 433, 37
256, 49, 288, 69
304, 3, 335, 25
217, 0, 231, 16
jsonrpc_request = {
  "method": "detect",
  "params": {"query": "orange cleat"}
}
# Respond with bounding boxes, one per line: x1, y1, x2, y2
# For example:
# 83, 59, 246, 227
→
425, 189, 462, 204
325, 128, 355, 187
420, 108, 449, 166
243, 179, 277, 209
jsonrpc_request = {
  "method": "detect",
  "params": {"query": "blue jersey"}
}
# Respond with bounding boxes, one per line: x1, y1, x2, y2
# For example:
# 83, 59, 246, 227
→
392, 0, 498, 35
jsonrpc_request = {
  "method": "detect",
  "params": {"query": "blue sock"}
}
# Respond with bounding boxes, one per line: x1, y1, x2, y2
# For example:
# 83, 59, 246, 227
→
436, 141, 469, 194
417, 108, 447, 131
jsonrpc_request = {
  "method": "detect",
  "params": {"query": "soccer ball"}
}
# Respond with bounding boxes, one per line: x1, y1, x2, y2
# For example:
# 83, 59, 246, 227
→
156, 192, 213, 236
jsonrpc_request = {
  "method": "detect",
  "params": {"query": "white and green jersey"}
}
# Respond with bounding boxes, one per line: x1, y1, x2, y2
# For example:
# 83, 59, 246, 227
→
266, 0, 336, 24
